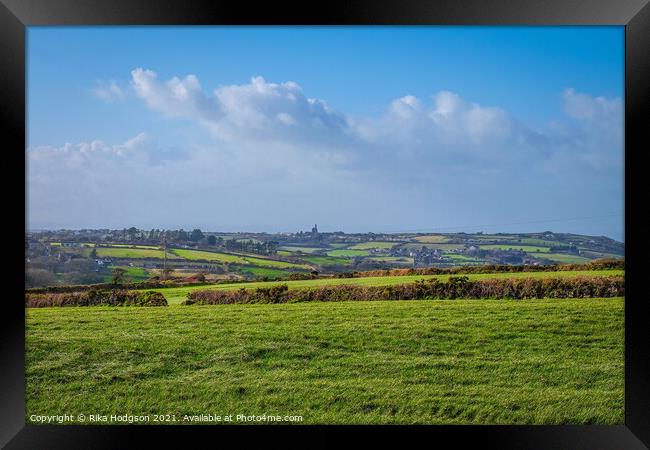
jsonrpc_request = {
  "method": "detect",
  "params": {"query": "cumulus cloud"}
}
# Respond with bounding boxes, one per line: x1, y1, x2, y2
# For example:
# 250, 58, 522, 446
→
563, 88, 622, 122
92, 80, 125, 102
126, 69, 622, 170
130, 69, 348, 143
30, 74, 623, 234
551, 88, 623, 171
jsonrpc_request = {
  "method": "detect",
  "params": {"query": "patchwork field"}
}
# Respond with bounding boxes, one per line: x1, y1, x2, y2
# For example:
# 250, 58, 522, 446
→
26, 297, 624, 425
95, 247, 179, 260
543, 253, 592, 264
243, 256, 311, 270
348, 242, 399, 250
327, 249, 370, 257
479, 245, 551, 253
414, 235, 450, 243
278, 246, 323, 253
302, 256, 352, 267
103, 266, 150, 283
169, 248, 248, 263
147, 269, 624, 305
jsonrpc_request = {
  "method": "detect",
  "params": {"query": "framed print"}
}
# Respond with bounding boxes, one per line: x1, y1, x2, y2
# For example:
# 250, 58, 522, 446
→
2, 0, 649, 448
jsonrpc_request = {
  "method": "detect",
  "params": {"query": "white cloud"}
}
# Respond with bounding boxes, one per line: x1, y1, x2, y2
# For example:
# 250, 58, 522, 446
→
350, 89, 540, 164
92, 80, 125, 102
563, 88, 622, 122
32, 76, 623, 233
126, 70, 622, 170
130, 69, 347, 143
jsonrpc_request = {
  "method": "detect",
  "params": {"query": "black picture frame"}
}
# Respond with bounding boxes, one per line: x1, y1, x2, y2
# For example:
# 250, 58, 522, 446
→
2, 0, 649, 448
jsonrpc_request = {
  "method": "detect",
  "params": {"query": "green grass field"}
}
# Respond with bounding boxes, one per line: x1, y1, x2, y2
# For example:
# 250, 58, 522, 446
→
480, 245, 551, 253
303, 256, 352, 267
519, 238, 569, 248
95, 247, 179, 260
147, 269, 624, 305
107, 244, 160, 249
414, 235, 450, 243
242, 267, 290, 279
327, 249, 370, 257
243, 256, 312, 270
103, 266, 150, 283
405, 243, 465, 250
25, 297, 623, 425
169, 248, 248, 264
542, 253, 592, 264
367, 256, 414, 263
120, 248, 311, 271
278, 246, 323, 254
348, 242, 399, 250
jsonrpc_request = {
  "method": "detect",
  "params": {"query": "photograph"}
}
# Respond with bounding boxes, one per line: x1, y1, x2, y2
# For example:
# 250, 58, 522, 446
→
21, 24, 629, 427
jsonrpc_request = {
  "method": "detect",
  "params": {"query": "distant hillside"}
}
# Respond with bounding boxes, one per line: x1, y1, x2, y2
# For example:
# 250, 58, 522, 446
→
25, 228, 623, 288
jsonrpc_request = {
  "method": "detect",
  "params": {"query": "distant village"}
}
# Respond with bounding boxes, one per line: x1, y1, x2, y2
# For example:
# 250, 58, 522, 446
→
25, 226, 624, 288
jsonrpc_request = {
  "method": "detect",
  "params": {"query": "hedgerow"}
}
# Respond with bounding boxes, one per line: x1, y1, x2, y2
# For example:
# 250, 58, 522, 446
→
25, 290, 168, 308
182, 275, 624, 305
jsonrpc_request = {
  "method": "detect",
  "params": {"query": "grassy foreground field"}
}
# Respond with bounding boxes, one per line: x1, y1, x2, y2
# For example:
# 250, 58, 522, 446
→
148, 269, 624, 304
26, 298, 623, 425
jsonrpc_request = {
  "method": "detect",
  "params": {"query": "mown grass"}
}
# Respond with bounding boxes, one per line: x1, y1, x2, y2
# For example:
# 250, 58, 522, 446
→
148, 269, 624, 305
25, 297, 624, 425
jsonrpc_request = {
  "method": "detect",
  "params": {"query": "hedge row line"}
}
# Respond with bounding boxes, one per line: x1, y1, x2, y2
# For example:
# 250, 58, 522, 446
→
351, 258, 624, 278
183, 276, 624, 305
26, 290, 168, 308
25, 258, 624, 294
25, 279, 207, 294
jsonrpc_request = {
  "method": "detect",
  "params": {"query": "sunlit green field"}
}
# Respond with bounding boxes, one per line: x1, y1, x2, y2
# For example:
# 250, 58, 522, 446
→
327, 249, 370, 257
107, 244, 160, 249
103, 266, 150, 283
169, 248, 247, 263
543, 253, 592, 264
302, 256, 352, 266
26, 297, 624, 425
242, 256, 311, 270
348, 242, 399, 250
480, 245, 551, 252
96, 247, 179, 259
414, 235, 450, 243
98, 247, 312, 271
278, 246, 323, 253
147, 269, 624, 305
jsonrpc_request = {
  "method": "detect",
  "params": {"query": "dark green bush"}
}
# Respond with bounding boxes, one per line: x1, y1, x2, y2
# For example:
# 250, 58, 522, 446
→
25, 290, 168, 307
183, 275, 624, 305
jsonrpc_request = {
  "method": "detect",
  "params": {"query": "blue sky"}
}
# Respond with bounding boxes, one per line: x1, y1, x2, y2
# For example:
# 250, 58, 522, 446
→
26, 26, 624, 240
